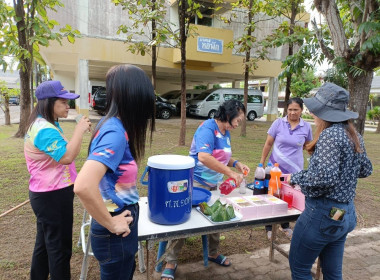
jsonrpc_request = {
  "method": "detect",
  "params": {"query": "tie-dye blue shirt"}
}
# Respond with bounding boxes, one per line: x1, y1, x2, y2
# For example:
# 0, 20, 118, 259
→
87, 117, 139, 212
189, 119, 232, 188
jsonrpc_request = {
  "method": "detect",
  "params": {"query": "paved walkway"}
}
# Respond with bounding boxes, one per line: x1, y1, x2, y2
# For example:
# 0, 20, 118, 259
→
133, 226, 380, 280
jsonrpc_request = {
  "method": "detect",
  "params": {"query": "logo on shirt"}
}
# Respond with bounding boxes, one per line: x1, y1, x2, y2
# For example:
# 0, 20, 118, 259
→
93, 148, 115, 158
47, 140, 61, 152
214, 130, 223, 138
200, 143, 210, 150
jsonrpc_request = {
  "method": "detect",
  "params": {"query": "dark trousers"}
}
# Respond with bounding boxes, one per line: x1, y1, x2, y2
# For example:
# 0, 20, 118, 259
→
29, 185, 74, 280
265, 223, 290, 231
91, 203, 139, 280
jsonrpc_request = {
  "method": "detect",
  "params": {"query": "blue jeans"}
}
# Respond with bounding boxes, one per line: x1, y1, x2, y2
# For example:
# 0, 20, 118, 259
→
289, 197, 356, 280
91, 203, 139, 280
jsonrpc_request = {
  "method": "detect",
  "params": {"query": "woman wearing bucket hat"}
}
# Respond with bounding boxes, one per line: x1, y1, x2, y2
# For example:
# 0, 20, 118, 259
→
287, 82, 373, 280
74, 65, 156, 280
161, 99, 250, 280
24, 80, 91, 279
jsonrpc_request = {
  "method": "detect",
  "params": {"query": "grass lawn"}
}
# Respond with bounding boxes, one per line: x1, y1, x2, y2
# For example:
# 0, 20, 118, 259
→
0, 118, 379, 279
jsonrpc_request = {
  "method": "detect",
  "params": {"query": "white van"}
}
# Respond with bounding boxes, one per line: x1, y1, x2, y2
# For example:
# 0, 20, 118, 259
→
160, 89, 204, 105
188, 88, 264, 121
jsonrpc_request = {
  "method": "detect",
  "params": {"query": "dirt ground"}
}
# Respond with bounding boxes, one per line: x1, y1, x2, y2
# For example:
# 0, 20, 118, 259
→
0, 116, 378, 279
0, 191, 377, 279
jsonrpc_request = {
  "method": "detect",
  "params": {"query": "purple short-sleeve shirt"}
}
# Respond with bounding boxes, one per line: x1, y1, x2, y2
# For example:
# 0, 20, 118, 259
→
268, 117, 312, 174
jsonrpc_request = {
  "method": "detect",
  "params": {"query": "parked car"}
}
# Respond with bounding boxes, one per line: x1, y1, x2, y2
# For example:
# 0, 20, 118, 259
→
91, 87, 176, 119
8, 97, 20, 105
188, 88, 264, 121
156, 96, 177, 119
91, 87, 107, 115
160, 89, 204, 115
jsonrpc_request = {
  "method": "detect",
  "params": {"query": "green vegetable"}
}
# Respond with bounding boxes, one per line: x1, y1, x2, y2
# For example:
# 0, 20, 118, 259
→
210, 199, 222, 212
211, 205, 225, 222
226, 205, 236, 219
199, 202, 213, 216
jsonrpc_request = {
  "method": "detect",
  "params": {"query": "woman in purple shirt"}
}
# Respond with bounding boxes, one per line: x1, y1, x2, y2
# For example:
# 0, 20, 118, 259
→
260, 97, 312, 239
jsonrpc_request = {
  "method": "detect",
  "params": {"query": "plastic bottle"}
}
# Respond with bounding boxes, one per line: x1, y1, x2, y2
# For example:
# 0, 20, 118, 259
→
239, 175, 246, 194
264, 163, 272, 194
253, 163, 266, 195
268, 163, 282, 198
219, 178, 237, 195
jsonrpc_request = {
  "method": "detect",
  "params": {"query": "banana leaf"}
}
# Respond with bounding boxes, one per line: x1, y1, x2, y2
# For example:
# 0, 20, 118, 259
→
226, 205, 236, 219
199, 202, 213, 216
210, 199, 222, 212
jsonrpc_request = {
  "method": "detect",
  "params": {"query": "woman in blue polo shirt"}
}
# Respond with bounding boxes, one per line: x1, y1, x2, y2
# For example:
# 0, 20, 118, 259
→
74, 65, 156, 280
260, 97, 312, 239
161, 100, 250, 280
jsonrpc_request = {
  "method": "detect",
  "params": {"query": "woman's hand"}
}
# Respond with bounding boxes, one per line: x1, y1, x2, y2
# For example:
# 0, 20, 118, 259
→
287, 174, 292, 184
110, 210, 133, 237
236, 162, 250, 177
76, 116, 92, 133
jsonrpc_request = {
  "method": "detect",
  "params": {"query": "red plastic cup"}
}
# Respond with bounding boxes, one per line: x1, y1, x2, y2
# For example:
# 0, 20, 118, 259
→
283, 192, 293, 209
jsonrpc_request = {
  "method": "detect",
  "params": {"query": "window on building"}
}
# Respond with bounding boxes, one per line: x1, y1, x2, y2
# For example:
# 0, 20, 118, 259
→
189, 1, 213, 27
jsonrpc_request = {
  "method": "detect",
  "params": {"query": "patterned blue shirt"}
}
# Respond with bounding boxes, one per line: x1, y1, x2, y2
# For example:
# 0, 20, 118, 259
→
290, 123, 372, 203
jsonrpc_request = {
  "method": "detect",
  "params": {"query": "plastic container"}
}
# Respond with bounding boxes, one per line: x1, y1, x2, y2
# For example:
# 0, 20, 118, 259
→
264, 163, 272, 194
140, 154, 195, 225
239, 177, 247, 194
226, 197, 257, 219
268, 163, 282, 198
253, 163, 265, 195
219, 178, 237, 195
281, 182, 305, 211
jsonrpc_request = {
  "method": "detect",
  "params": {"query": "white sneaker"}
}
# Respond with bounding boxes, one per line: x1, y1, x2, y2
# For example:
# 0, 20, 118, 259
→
281, 228, 293, 239
267, 230, 272, 240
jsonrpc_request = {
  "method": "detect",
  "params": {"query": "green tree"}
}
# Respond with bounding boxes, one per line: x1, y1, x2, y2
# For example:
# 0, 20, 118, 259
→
0, 79, 19, 125
113, 0, 202, 145
0, 0, 80, 137
323, 66, 348, 89
312, 0, 380, 135
290, 69, 321, 97
261, 0, 321, 116
367, 106, 380, 133
219, 0, 276, 136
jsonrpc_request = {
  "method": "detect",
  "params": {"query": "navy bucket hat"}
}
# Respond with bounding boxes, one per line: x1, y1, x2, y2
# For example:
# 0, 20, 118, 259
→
303, 82, 358, 122
35, 80, 79, 101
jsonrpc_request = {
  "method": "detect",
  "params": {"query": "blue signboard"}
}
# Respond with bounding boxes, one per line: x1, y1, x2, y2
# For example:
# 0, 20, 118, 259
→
197, 37, 223, 54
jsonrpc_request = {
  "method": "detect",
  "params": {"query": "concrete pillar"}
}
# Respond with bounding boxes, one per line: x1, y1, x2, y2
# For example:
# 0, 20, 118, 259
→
267, 77, 279, 122
75, 59, 90, 116
78, 0, 89, 35
207, 83, 213, 89
232, 81, 240, 88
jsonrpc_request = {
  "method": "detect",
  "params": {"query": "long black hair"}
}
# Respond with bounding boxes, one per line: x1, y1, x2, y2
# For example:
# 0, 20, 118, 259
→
27, 97, 59, 129
89, 64, 156, 163
215, 99, 246, 125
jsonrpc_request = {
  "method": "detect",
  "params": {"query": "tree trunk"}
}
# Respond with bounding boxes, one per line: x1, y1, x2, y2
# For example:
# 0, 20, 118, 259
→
4, 96, 11, 125
241, 0, 253, 137
178, 0, 187, 146
348, 71, 373, 135
376, 120, 380, 133
14, 0, 32, 138
283, 1, 297, 117
151, 0, 157, 90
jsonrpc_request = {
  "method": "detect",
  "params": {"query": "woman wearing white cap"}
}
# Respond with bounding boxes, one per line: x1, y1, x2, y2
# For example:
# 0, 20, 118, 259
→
287, 83, 373, 280
24, 80, 91, 279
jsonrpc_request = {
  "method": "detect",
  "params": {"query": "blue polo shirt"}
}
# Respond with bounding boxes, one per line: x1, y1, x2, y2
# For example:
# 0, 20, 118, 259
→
268, 117, 312, 174
189, 119, 232, 188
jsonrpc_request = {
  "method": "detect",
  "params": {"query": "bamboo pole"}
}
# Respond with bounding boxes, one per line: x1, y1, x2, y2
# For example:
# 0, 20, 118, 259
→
0, 199, 30, 218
